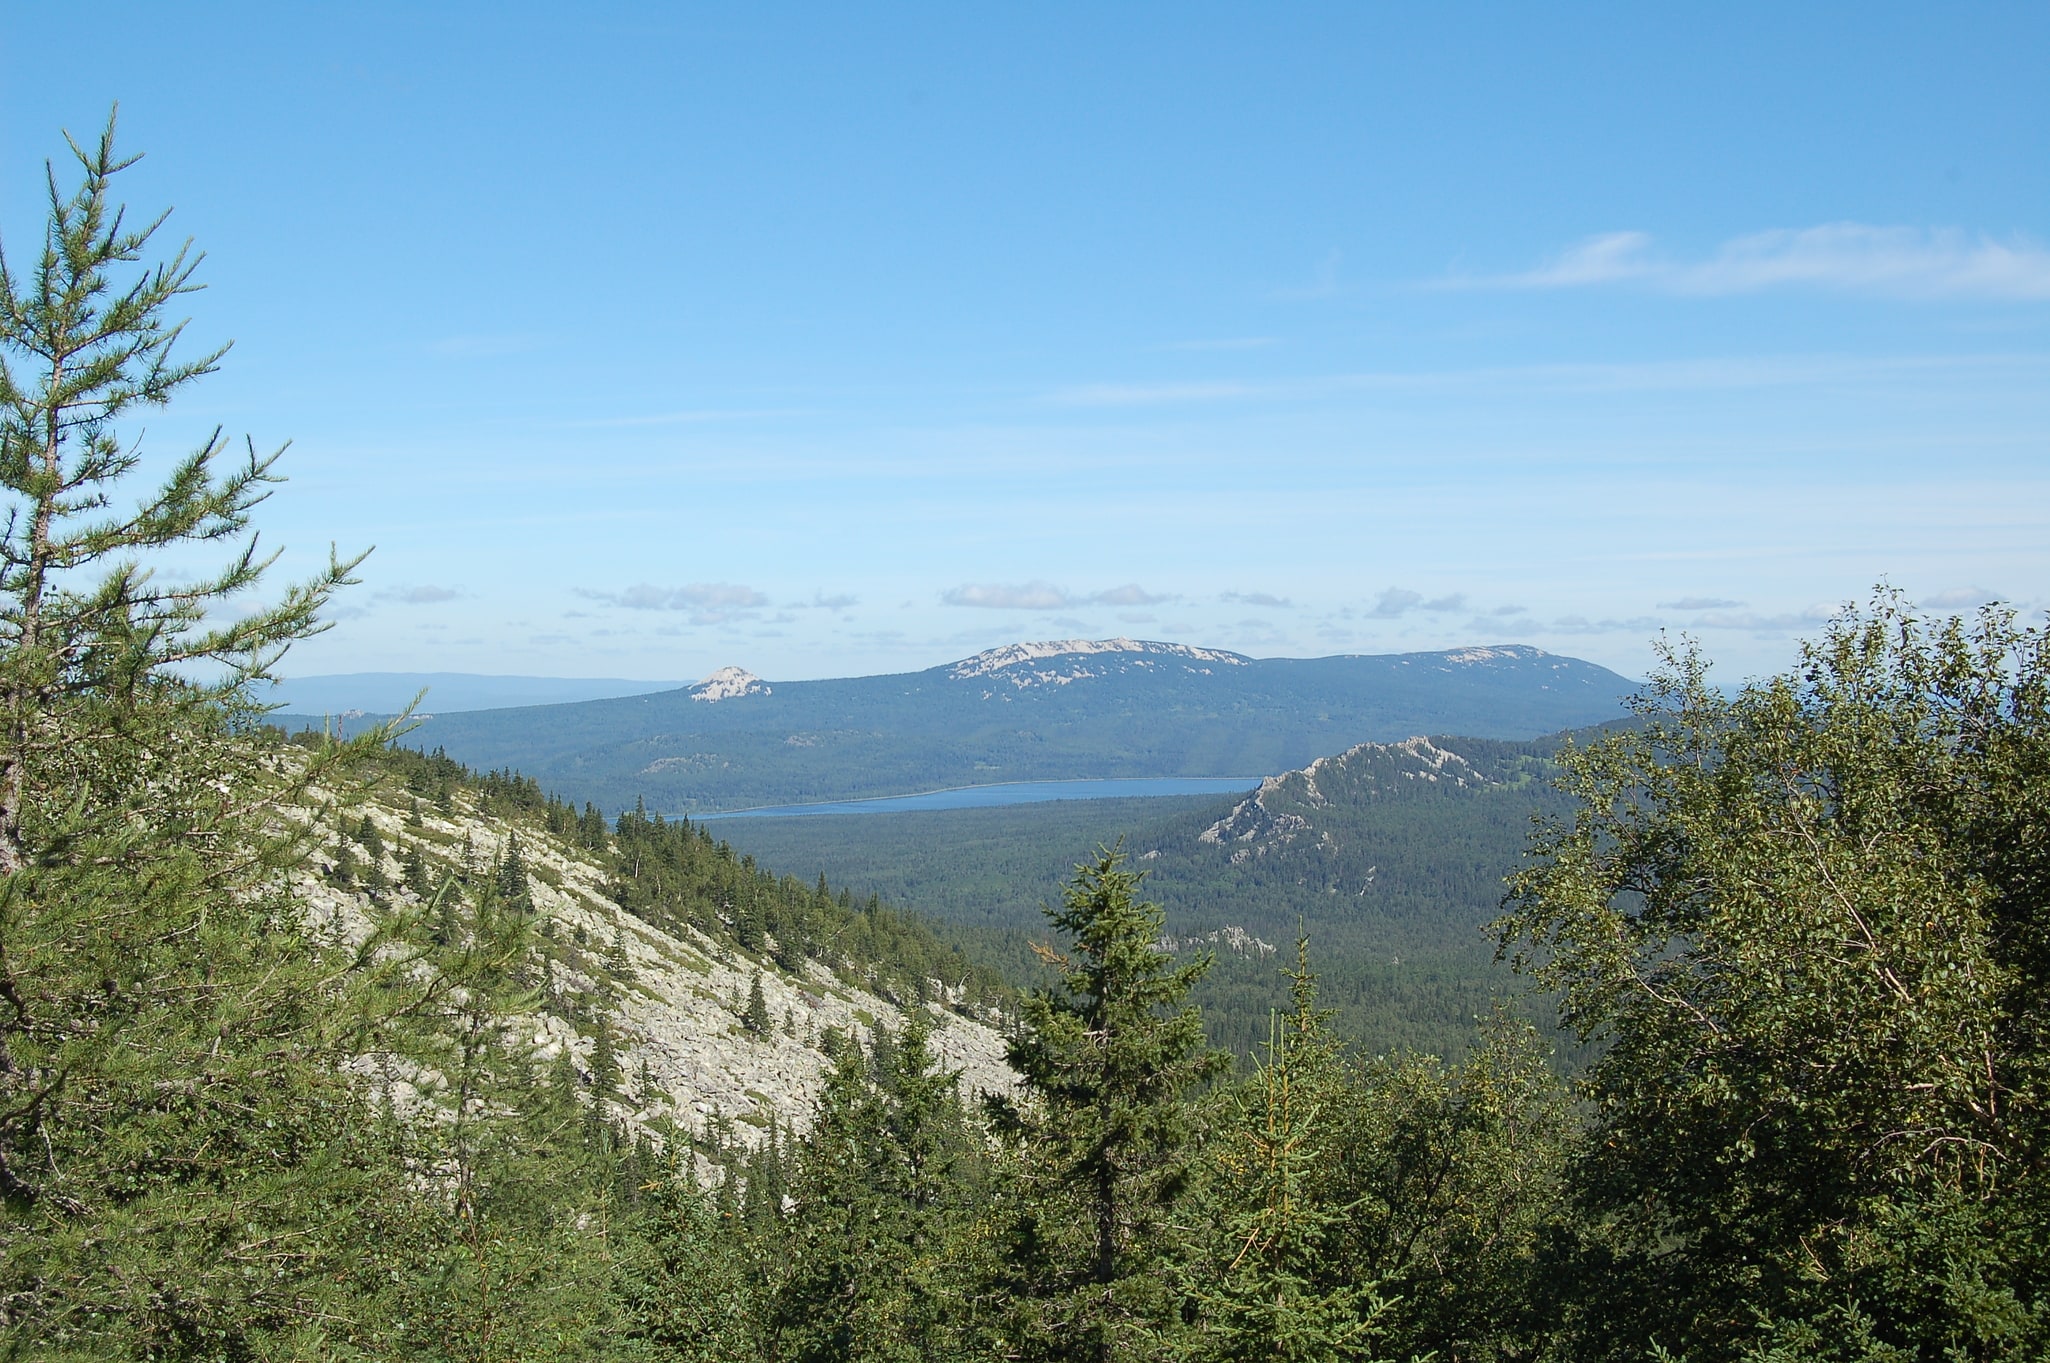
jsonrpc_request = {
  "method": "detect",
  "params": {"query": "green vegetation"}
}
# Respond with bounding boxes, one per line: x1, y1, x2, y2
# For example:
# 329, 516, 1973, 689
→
717, 735, 1595, 1060
1497, 596, 2050, 1358
353, 741, 1010, 1015
4, 119, 2042, 1362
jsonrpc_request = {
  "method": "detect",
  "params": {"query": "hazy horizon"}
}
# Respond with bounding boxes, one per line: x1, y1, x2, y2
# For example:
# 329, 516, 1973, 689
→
7, 5, 2043, 688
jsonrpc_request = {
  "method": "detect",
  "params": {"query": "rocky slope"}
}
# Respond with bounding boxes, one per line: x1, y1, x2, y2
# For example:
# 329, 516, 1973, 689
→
291, 773, 1016, 1152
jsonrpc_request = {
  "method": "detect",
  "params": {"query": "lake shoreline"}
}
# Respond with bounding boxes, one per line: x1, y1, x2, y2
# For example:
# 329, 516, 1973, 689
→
695, 775, 1265, 821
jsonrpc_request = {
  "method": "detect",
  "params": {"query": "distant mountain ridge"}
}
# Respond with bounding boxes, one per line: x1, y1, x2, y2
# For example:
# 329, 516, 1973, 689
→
946, 637, 1250, 684
263, 672, 682, 715
282, 638, 1635, 815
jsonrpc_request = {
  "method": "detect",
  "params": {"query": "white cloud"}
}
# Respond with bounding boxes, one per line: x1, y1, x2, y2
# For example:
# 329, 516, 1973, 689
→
576, 581, 771, 625
1458, 224, 2050, 301
1370, 587, 1465, 618
1222, 590, 1295, 609
378, 584, 461, 605
1918, 586, 2000, 610
943, 581, 1073, 610
580, 582, 770, 612
1094, 583, 1173, 607
1659, 596, 1747, 610
942, 581, 1174, 610
1545, 614, 1668, 635
1685, 605, 1842, 632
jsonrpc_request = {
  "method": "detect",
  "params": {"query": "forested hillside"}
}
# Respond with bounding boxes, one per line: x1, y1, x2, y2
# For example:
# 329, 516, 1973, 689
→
720, 729, 1601, 1058
9, 121, 2046, 1363
286, 638, 1633, 814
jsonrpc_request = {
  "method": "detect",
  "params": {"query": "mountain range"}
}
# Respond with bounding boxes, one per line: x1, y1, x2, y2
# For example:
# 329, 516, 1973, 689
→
281, 638, 1636, 815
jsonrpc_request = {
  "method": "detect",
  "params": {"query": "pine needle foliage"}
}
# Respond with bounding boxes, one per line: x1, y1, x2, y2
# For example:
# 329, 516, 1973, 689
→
987, 847, 1229, 1363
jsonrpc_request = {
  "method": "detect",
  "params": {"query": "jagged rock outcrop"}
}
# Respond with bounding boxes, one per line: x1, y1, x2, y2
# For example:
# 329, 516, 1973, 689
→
1194, 736, 1498, 863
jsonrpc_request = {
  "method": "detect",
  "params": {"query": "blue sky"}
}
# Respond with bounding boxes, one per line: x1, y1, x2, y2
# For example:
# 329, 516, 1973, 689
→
4, 3, 2045, 684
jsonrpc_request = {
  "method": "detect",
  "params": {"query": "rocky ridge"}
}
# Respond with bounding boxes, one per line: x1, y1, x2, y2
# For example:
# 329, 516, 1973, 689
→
1195, 736, 1498, 863
946, 637, 1251, 685
291, 779, 1015, 1154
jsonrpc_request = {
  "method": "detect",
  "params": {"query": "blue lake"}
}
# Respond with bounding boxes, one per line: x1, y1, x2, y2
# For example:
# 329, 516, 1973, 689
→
697, 776, 1264, 820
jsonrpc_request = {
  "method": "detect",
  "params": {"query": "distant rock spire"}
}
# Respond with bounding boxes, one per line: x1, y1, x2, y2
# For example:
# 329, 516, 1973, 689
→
690, 666, 772, 702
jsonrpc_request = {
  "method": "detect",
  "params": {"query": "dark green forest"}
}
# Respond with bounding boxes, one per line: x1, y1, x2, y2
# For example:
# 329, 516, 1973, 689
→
4, 122, 2047, 1362
716, 732, 1598, 1061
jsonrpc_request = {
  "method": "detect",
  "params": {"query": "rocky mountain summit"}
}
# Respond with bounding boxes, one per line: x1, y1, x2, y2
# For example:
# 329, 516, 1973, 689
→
690, 665, 772, 702
946, 637, 1250, 687
1198, 736, 1503, 862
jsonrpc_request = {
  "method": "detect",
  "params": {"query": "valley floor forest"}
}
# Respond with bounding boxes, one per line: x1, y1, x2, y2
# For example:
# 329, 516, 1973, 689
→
3, 120, 2047, 1363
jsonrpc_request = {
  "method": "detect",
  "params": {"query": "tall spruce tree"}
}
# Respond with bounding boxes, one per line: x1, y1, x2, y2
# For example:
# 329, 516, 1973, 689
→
986, 848, 1228, 1363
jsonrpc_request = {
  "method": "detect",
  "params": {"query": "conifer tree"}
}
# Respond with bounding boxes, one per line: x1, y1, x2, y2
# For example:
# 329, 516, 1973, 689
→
987, 848, 1228, 1363
743, 970, 772, 1038
1189, 940, 1397, 1362
496, 830, 533, 913
775, 1012, 980, 1362
0, 113, 393, 1356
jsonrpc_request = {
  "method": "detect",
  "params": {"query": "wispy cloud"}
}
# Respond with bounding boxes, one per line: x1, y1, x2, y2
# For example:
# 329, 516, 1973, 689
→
1094, 583, 1173, 606
1164, 336, 1278, 352
1664, 603, 1843, 632
1453, 225, 2050, 301
1545, 614, 1668, 635
1919, 586, 2000, 610
1222, 590, 1295, 609
943, 581, 1072, 610
576, 581, 771, 625
377, 584, 461, 605
1046, 352, 2046, 409
942, 581, 1175, 610
1369, 587, 1468, 618
1659, 596, 1746, 610
793, 592, 860, 610
1270, 248, 1344, 301
1053, 380, 1260, 407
